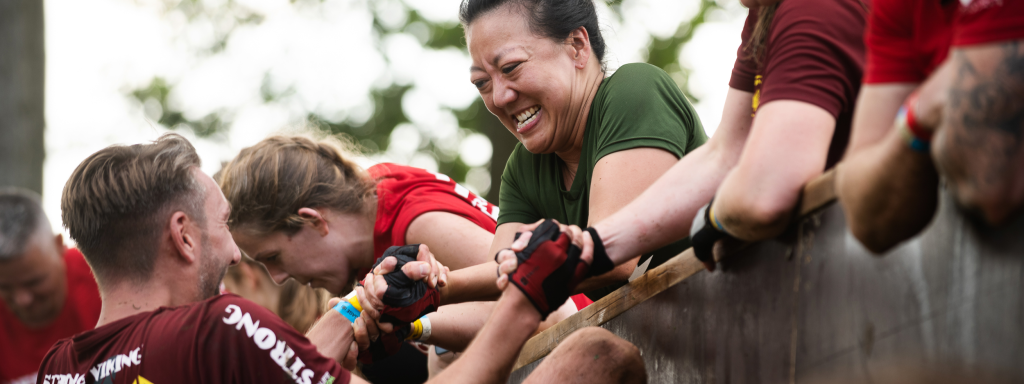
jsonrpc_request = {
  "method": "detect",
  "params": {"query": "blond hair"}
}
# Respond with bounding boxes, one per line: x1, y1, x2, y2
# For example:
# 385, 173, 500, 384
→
61, 133, 204, 285
219, 135, 375, 235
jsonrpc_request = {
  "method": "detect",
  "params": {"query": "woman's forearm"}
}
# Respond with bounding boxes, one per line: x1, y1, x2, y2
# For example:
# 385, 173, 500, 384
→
440, 262, 502, 304
593, 143, 734, 264
592, 88, 754, 264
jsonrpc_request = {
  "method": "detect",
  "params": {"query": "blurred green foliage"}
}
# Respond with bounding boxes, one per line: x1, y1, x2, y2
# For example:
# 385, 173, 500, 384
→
129, 0, 718, 202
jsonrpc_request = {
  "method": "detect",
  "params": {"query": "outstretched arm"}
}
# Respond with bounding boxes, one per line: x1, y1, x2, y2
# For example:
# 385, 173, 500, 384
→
589, 88, 754, 264
836, 62, 951, 253
710, 100, 836, 242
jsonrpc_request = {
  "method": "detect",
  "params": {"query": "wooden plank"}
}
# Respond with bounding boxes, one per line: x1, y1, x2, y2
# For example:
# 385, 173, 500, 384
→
799, 168, 837, 215
513, 249, 705, 369
511, 168, 839, 370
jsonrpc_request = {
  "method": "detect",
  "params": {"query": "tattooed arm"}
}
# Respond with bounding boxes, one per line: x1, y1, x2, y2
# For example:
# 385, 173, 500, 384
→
933, 41, 1024, 225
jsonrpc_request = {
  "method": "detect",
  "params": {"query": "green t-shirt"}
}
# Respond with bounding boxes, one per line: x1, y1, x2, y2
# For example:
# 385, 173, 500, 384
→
497, 63, 707, 298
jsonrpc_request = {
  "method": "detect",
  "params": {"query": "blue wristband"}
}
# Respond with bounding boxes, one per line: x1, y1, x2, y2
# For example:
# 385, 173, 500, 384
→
332, 300, 361, 323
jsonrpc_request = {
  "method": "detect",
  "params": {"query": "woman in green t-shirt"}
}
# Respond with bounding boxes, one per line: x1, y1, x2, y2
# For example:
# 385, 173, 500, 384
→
461, 0, 707, 299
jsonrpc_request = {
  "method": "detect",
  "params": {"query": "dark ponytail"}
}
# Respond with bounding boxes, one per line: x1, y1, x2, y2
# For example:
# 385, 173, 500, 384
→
460, 0, 607, 66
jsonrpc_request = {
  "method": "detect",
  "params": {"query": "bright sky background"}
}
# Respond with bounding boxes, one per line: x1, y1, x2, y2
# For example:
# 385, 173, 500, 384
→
40, 0, 747, 237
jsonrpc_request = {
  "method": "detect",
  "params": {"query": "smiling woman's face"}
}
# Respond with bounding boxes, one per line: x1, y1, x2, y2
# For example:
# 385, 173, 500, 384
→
466, 6, 589, 154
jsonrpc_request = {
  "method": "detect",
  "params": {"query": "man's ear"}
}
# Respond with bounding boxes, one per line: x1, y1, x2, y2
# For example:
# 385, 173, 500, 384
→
566, 26, 592, 69
169, 211, 199, 264
297, 207, 330, 237
53, 233, 64, 253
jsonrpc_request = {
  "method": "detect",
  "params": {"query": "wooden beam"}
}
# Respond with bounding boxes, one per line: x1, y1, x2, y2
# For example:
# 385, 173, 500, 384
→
511, 168, 839, 370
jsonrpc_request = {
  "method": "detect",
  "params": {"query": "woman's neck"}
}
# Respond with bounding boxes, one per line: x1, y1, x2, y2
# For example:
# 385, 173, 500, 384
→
555, 64, 605, 188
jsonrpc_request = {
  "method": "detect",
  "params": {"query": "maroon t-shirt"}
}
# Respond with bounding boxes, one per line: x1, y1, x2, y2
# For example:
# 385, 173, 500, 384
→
730, 0, 867, 168
36, 294, 350, 384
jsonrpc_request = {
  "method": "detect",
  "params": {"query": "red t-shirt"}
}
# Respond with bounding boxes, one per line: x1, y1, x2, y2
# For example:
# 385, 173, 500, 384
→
864, 0, 957, 84
369, 164, 594, 309
730, 0, 867, 168
0, 249, 100, 384
370, 163, 499, 260
36, 294, 349, 384
954, 0, 1024, 46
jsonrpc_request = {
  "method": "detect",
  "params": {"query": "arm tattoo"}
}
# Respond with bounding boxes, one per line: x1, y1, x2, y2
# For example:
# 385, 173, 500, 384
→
937, 41, 1024, 201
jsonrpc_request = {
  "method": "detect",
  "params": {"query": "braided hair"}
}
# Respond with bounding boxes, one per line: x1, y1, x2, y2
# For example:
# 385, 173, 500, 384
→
218, 135, 376, 236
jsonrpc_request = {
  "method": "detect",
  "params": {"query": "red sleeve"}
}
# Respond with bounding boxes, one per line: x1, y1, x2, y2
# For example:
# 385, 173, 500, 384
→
371, 164, 498, 258
204, 295, 350, 384
866, 0, 956, 84
729, 7, 759, 92
390, 174, 498, 247
954, 0, 1024, 46
865, 0, 922, 83
758, 0, 866, 118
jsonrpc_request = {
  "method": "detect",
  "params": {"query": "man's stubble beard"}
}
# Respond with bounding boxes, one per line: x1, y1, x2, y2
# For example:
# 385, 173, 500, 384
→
197, 232, 228, 301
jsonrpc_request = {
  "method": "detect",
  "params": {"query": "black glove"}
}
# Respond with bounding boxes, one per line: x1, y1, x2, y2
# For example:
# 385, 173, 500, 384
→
583, 227, 615, 277
506, 220, 590, 320
690, 200, 728, 271
368, 245, 440, 325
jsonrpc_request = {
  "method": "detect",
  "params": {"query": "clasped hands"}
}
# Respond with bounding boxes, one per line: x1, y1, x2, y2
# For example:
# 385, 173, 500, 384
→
342, 220, 613, 366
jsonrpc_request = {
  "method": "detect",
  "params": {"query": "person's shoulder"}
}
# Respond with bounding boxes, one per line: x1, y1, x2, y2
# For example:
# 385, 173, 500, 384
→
36, 338, 76, 372
368, 162, 399, 179
599, 63, 683, 106
190, 295, 295, 340
775, 0, 865, 24
154, 294, 272, 326
605, 63, 673, 89
202, 293, 271, 314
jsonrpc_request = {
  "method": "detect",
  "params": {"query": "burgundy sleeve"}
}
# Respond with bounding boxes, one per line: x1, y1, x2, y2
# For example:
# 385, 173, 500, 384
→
864, 0, 923, 83
202, 296, 350, 384
729, 7, 759, 92
758, 0, 866, 119
953, 0, 1024, 46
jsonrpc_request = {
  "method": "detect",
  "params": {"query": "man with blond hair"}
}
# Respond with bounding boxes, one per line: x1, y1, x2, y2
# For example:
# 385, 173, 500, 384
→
36, 134, 357, 384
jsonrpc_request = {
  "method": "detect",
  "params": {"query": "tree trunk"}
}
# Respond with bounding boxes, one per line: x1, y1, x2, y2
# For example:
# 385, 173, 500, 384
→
0, 0, 46, 194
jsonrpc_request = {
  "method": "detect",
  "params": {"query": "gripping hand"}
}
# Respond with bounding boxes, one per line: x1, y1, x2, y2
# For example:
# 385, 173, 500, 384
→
506, 220, 590, 319
369, 245, 441, 325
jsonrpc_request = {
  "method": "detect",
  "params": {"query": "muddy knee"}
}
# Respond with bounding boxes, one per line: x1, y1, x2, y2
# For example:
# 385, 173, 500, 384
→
564, 327, 646, 382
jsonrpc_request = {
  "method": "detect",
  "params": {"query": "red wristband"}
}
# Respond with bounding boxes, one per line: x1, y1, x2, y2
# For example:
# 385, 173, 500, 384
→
903, 92, 932, 142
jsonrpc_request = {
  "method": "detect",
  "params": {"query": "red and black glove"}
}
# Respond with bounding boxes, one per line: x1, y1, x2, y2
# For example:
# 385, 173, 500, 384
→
504, 220, 590, 320
366, 245, 441, 325
357, 323, 410, 365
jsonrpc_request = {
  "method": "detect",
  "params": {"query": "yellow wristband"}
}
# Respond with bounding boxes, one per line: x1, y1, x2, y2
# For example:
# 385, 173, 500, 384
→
405, 316, 431, 342
346, 291, 362, 312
